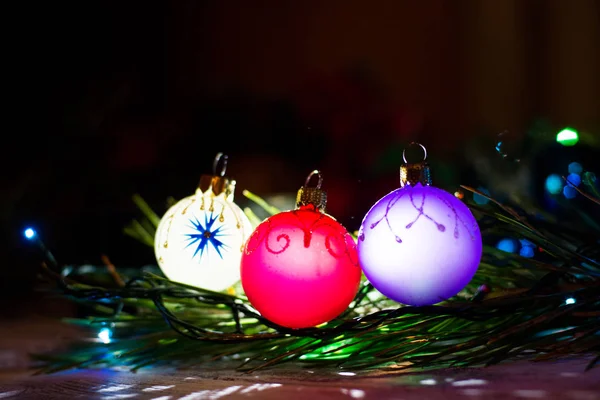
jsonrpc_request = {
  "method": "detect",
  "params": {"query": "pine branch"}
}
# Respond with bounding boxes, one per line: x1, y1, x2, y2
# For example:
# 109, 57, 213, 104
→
35, 184, 599, 374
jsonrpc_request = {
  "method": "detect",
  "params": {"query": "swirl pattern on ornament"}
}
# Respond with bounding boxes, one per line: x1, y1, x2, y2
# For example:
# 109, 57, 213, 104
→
365, 187, 476, 244
245, 205, 357, 264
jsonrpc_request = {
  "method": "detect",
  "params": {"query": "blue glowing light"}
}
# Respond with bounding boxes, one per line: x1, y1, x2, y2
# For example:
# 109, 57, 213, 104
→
23, 228, 36, 240
473, 187, 491, 205
519, 239, 535, 248
98, 327, 112, 344
566, 173, 581, 187
186, 212, 228, 260
519, 246, 535, 258
568, 162, 583, 175
565, 297, 576, 305
519, 238, 536, 258
545, 174, 563, 194
563, 185, 577, 199
496, 238, 519, 253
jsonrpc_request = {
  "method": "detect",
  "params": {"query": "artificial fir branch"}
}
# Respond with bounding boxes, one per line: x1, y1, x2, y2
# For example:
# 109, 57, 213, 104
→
35, 184, 599, 374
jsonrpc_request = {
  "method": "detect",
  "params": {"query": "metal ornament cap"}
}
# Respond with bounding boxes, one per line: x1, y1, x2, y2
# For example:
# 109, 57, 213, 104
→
296, 170, 327, 212
197, 153, 236, 200
400, 142, 432, 187
198, 175, 236, 199
400, 163, 432, 188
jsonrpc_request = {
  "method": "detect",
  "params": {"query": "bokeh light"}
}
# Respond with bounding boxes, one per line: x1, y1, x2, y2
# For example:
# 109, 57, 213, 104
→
566, 173, 581, 187
519, 238, 535, 248
473, 187, 491, 205
556, 128, 579, 146
519, 246, 535, 258
563, 185, 577, 199
519, 238, 536, 258
545, 174, 563, 194
98, 327, 113, 344
23, 227, 37, 240
568, 162, 583, 175
496, 238, 519, 253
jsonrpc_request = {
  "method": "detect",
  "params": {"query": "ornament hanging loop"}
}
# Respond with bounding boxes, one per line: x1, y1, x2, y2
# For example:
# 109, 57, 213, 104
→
297, 170, 327, 212
304, 169, 323, 189
199, 152, 236, 198
400, 142, 432, 188
213, 152, 228, 177
402, 142, 428, 164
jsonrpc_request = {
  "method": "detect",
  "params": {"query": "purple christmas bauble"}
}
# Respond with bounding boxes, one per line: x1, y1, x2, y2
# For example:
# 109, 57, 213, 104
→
357, 183, 482, 306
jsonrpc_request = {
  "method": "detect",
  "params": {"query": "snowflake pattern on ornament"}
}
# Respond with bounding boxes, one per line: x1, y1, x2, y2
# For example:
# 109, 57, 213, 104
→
185, 212, 229, 260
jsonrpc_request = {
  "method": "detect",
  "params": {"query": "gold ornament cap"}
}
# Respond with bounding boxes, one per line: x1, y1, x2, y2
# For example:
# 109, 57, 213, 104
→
296, 170, 327, 212
198, 153, 236, 198
400, 142, 432, 187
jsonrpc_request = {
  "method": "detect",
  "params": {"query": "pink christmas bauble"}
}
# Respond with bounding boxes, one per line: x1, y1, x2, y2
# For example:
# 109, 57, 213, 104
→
241, 205, 361, 329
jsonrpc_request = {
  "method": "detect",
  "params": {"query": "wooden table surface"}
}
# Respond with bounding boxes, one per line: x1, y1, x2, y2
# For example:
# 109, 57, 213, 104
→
0, 315, 599, 399
1, 356, 599, 400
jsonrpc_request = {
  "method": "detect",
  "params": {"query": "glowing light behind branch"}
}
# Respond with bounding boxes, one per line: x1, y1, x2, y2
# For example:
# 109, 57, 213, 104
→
545, 174, 563, 194
98, 327, 113, 344
556, 128, 579, 146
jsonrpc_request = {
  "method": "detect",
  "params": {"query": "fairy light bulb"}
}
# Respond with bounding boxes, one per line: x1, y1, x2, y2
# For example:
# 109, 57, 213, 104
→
357, 143, 482, 306
154, 153, 253, 292
240, 171, 362, 329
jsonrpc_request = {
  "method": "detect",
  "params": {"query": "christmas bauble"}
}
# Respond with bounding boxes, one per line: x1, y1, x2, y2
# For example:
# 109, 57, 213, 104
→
241, 171, 362, 329
154, 154, 253, 292
357, 144, 482, 306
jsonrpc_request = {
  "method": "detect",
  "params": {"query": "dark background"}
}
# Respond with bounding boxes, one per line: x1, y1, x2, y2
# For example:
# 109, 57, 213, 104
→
3, 1, 599, 299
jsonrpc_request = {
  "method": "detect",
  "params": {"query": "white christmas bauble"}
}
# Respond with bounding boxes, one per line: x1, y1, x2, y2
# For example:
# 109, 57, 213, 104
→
154, 188, 253, 291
